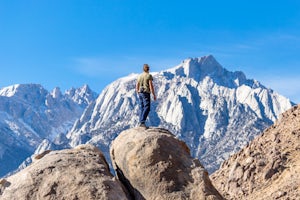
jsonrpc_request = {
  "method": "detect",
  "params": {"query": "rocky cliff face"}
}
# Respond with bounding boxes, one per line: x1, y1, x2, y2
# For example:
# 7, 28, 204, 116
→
211, 104, 300, 199
110, 127, 223, 200
1, 128, 223, 200
67, 55, 294, 173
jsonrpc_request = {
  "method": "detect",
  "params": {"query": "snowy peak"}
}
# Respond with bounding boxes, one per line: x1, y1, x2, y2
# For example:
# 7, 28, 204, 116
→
0, 84, 48, 104
184, 55, 224, 80
166, 55, 250, 88
0, 83, 46, 96
65, 84, 98, 107
0, 84, 21, 97
50, 87, 63, 99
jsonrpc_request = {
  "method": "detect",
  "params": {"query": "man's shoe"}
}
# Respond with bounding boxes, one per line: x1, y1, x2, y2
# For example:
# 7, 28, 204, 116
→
139, 123, 147, 128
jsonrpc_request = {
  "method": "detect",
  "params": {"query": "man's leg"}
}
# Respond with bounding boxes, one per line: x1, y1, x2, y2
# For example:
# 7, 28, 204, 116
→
138, 93, 145, 124
141, 93, 151, 123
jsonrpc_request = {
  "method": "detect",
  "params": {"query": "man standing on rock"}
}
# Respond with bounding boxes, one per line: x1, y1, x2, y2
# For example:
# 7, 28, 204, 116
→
136, 64, 156, 127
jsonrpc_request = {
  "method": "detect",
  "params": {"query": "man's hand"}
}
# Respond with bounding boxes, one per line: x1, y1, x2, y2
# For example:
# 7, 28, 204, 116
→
153, 94, 157, 101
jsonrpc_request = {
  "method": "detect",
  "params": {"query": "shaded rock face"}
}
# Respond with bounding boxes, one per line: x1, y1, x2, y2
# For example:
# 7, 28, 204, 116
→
110, 127, 223, 200
211, 104, 300, 200
0, 144, 129, 200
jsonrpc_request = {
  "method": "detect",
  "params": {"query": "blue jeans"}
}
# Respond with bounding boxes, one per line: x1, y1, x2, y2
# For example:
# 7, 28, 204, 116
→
138, 92, 151, 124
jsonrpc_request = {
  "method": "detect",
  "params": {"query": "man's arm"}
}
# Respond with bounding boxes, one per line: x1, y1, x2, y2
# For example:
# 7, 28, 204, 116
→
149, 80, 156, 101
136, 82, 140, 93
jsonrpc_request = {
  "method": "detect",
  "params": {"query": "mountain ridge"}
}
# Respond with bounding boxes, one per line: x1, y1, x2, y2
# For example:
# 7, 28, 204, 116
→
0, 55, 295, 177
66, 55, 294, 173
0, 83, 98, 177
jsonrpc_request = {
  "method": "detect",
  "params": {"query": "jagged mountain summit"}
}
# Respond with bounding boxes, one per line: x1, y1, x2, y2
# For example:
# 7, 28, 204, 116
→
211, 104, 300, 199
0, 84, 97, 177
67, 55, 294, 173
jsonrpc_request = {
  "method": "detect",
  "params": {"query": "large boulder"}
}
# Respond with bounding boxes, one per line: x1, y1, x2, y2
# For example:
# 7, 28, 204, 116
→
0, 144, 129, 200
110, 127, 223, 200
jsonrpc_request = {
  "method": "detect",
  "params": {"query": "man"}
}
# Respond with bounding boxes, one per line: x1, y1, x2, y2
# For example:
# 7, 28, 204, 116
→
136, 64, 156, 127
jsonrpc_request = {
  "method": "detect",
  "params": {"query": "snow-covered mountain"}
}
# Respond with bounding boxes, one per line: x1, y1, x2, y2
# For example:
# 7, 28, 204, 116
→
1, 55, 294, 177
67, 55, 294, 173
0, 84, 97, 177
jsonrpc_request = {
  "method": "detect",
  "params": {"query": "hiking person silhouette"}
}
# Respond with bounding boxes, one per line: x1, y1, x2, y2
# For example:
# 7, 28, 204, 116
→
136, 64, 156, 127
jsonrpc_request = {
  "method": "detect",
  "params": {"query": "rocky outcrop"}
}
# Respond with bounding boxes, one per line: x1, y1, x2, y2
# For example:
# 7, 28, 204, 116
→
0, 144, 129, 200
211, 104, 300, 199
4, 110, 299, 200
110, 127, 223, 200
1, 127, 225, 200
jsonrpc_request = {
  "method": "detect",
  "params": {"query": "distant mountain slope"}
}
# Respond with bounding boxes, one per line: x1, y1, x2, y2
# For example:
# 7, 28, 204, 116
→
211, 104, 300, 199
0, 84, 97, 177
67, 55, 294, 173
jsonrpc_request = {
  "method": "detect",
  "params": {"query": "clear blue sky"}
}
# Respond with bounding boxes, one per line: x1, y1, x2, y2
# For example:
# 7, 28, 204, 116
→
1, 0, 300, 103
